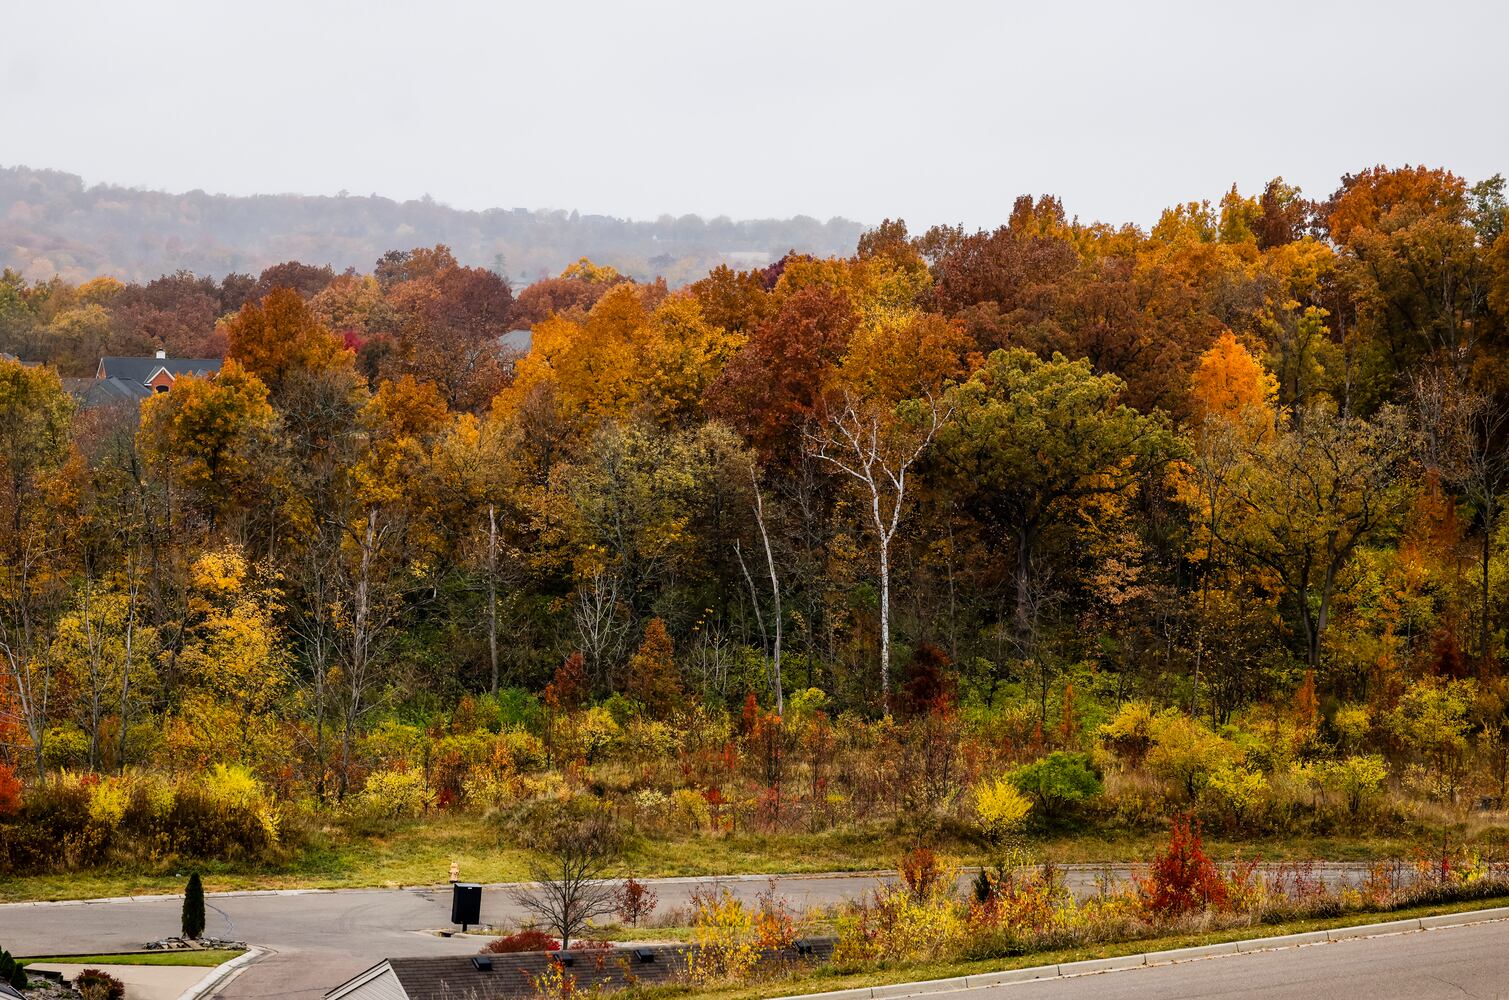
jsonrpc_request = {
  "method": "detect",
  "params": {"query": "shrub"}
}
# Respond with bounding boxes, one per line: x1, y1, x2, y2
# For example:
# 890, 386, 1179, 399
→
1202, 764, 1269, 830
76, 968, 125, 1000
0, 949, 27, 991
975, 775, 1033, 842
1008, 752, 1103, 818
898, 846, 947, 899
1138, 817, 1227, 917
614, 876, 658, 926
832, 882, 963, 966
1321, 754, 1388, 815
671, 788, 711, 832
1144, 713, 1237, 800
1099, 701, 1157, 766
355, 766, 432, 819
685, 884, 760, 984
42, 725, 90, 769
488, 687, 544, 732
480, 929, 561, 953
577, 706, 622, 762
183, 872, 206, 939
0, 762, 21, 817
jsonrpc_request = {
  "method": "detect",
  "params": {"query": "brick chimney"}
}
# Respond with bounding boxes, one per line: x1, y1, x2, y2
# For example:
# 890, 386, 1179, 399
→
155, 349, 166, 359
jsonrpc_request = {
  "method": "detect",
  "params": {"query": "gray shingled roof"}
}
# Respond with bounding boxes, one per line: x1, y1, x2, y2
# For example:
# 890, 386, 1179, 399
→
98, 356, 222, 383
81, 377, 154, 408
328, 939, 834, 1000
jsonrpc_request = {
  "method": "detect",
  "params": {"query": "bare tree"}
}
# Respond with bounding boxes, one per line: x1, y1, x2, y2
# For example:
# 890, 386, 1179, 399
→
510, 811, 622, 949
807, 391, 949, 711
733, 460, 784, 713
332, 508, 406, 798
572, 569, 628, 686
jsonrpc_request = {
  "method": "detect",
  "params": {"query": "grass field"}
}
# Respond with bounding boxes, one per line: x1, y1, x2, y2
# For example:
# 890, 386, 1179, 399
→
0, 812, 1455, 903
20, 950, 244, 968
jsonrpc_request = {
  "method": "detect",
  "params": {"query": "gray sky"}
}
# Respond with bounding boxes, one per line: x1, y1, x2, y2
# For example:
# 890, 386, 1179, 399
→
4, 0, 1505, 230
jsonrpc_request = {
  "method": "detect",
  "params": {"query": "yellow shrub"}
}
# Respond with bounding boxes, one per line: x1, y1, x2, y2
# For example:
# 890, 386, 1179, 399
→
87, 777, 130, 828
686, 886, 761, 985
1332, 704, 1370, 750
832, 884, 964, 966
974, 776, 1033, 841
357, 767, 432, 819
672, 788, 711, 832
1202, 765, 1268, 823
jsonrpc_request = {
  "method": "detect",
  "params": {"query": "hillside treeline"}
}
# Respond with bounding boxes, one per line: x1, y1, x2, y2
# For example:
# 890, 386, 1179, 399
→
0, 165, 865, 287
3, 164, 1509, 839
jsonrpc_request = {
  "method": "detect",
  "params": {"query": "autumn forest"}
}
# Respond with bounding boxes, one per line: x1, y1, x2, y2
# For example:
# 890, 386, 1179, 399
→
3, 164, 1509, 893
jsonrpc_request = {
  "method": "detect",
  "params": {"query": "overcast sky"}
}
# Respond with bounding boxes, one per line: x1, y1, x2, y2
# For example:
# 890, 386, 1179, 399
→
4, 0, 1505, 230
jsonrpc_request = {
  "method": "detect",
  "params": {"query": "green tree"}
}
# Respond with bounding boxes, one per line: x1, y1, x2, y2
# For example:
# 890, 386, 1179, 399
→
935, 349, 1172, 664
182, 872, 206, 939
1194, 400, 1412, 672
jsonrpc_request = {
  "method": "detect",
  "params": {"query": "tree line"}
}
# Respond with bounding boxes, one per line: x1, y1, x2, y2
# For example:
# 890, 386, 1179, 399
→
3, 163, 1509, 802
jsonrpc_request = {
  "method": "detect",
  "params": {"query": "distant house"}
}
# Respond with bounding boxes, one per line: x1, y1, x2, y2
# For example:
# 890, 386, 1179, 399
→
96, 350, 222, 393
498, 329, 532, 356
71, 376, 153, 409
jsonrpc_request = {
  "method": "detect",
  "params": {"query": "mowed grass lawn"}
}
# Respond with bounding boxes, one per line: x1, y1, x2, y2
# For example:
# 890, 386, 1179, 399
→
0, 811, 1441, 902
20, 949, 243, 967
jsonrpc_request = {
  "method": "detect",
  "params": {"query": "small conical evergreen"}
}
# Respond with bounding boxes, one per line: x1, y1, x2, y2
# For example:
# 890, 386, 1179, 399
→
182, 872, 206, 940
0, 949, 23, 990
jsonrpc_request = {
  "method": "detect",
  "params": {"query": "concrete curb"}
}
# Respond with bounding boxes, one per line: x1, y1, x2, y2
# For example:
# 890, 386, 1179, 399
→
175, 946, 265, 1000
768, 905, 1509, 1000
0, 869, 918, 907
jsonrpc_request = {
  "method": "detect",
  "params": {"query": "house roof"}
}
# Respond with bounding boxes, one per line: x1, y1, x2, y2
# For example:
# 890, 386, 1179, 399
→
88, 377, 156, 407
99, 356, 222, 383
327, 940, 831, 1000
67, 376, 154, 408
497, 329, 532, 355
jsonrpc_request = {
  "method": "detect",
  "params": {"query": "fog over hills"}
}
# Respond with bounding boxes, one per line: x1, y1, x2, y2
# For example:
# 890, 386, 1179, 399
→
0, 165, 869, 286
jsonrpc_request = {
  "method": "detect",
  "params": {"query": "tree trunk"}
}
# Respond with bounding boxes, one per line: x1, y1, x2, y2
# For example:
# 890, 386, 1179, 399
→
487, 503, 499, 696
878, 537, 891, 713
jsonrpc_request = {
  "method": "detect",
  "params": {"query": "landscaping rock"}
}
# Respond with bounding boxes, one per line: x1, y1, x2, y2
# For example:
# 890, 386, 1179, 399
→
143, 935, 247, 951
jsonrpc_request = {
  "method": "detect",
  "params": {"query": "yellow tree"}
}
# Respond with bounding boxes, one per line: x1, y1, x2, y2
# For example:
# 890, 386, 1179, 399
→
0, 359, 76, 776
137, 360, 278, 532
50, 581, 158, 770
177, 547, 289, 760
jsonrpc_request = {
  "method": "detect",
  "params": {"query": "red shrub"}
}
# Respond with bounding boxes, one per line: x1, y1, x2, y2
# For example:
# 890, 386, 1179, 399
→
480, 929, 561, 953
0, 762, 21, 817
613, 876, 658, 926
1139, 817, 1227, 917
898, 846, 944, 899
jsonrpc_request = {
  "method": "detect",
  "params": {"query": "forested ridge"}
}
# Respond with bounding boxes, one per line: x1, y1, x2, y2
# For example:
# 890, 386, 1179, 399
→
0, 164, 866, 286
3, 163, 1509, 888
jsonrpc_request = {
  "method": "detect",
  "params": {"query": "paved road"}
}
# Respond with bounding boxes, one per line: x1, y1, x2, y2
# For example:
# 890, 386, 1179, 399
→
0, 865, 1378, 999
983, 918, 1509, 1000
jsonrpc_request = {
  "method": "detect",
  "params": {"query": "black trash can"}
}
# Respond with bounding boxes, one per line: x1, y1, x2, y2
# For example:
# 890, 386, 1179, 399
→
451, 882, 482, 931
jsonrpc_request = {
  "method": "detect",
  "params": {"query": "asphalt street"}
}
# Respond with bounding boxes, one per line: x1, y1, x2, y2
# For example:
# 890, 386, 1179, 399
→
0, 865, 1381, 999
986, 918, 1509, 1000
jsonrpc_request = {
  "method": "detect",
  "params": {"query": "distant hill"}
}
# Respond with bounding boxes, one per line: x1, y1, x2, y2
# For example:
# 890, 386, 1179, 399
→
0, 165, 868, 286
